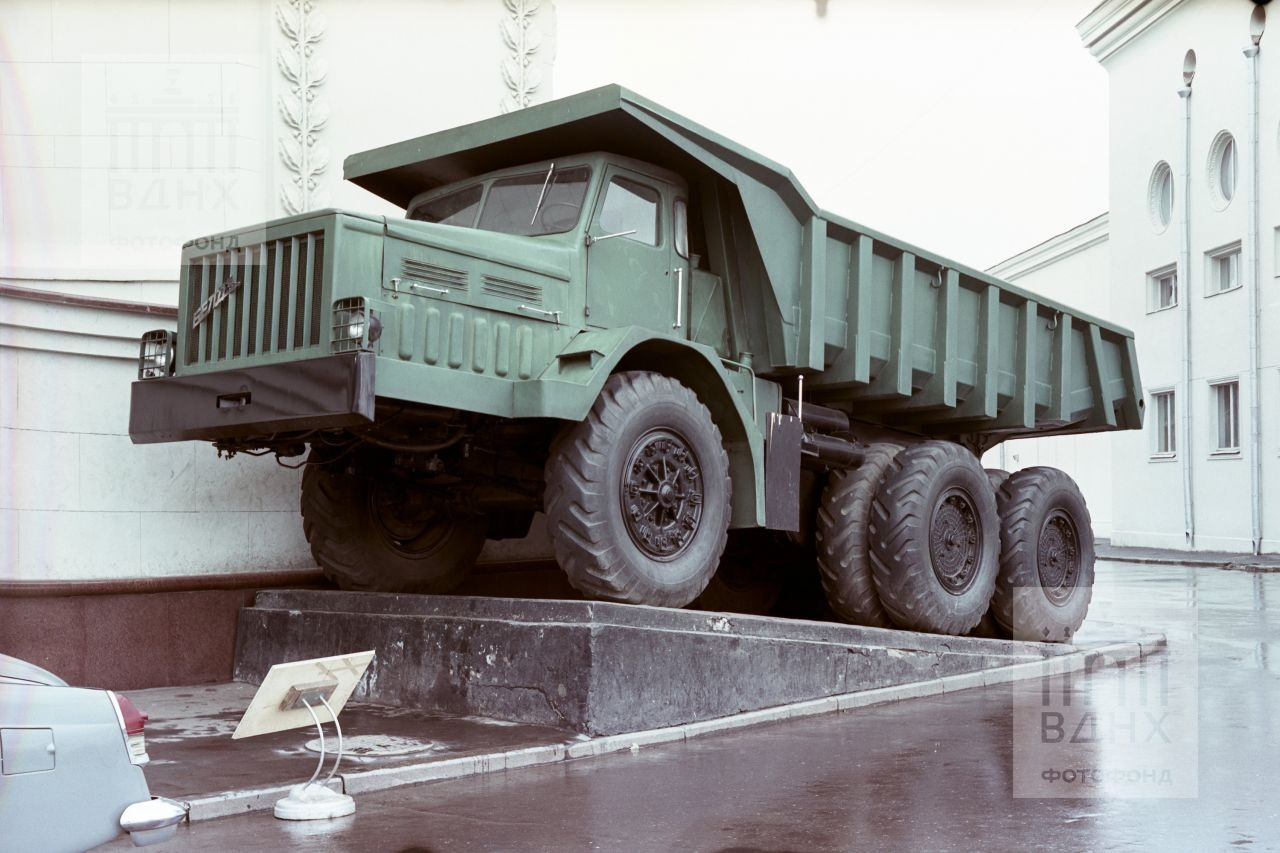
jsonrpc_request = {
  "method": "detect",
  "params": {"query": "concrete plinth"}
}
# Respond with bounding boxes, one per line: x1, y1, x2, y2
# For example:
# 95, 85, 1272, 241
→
234, 591, 1071, 736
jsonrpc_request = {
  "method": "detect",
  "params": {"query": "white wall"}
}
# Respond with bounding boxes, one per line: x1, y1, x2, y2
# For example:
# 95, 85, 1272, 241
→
0, 294, 310, 581
1094, 0, 1278, 552
0, 0, 557, 582
0, 0, 273, 285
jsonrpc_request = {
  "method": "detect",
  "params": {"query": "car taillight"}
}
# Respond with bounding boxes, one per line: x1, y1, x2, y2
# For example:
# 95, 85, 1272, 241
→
109, 691, 151, 765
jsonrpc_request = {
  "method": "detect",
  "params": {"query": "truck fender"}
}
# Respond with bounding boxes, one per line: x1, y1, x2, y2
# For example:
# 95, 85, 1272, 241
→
514, 327, 768, 528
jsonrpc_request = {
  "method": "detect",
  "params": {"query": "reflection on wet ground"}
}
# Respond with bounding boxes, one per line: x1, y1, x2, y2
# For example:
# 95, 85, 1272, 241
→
97, 562, 1280, 851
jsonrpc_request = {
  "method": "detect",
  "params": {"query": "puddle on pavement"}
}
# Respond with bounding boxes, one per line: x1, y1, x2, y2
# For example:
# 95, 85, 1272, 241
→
299, 734, 440, 760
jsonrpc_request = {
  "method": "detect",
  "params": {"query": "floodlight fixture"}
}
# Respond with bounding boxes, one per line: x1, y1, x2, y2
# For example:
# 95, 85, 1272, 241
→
232, 650, 376, 821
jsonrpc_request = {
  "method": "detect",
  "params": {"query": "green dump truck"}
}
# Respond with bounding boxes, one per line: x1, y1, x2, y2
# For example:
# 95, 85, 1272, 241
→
129, 85, 1142, 641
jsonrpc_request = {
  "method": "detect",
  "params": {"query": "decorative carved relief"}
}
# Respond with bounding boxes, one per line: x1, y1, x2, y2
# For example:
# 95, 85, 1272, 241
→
276, 0, 329, 214
500, 0, 550, 113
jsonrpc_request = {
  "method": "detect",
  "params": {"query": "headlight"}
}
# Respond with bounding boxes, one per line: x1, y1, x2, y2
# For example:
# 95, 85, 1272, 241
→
331, 297, 366, 352
137, 330, 176, 380
331, 297, 380, 352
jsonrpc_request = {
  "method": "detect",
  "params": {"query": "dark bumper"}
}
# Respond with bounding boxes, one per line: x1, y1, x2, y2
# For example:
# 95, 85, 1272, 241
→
129, 352, 376, 444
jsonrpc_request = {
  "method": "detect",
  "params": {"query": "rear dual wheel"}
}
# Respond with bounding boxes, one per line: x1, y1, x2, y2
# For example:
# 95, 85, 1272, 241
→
819, 445, 1093, 642
868, 441, 1001, 635
815, 443, 902, 628
991, 467, 1095, 643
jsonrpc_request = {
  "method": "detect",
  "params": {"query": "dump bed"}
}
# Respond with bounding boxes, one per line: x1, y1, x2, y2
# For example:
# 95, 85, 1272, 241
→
345, 85, 1141, 443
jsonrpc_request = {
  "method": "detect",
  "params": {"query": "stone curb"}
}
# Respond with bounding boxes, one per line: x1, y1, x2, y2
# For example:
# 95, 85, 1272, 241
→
1099, 552, 1280, 572
181, 634, 1164, 821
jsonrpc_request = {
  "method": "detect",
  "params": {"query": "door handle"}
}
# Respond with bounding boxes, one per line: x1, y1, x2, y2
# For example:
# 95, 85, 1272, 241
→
673, 267, 684, 330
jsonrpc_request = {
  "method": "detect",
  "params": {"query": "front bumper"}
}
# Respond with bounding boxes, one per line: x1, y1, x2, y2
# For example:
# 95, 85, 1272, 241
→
129, 352, 376, 444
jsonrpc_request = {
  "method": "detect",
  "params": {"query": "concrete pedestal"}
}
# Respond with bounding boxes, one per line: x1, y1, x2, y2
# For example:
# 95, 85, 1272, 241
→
234, 591, 1070, 736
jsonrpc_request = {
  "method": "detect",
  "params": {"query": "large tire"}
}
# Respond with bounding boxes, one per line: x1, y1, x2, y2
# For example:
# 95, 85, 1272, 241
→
693, 530, 788, 615
300, 461, 485, 593
991, 467, 1095, 643
869, 441, 1000, 635
815, 443, 902, 627
544, 371, 731, 608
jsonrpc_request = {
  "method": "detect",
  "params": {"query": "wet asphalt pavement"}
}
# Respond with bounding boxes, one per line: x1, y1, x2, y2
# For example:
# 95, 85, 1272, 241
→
97, 561, 1280, 852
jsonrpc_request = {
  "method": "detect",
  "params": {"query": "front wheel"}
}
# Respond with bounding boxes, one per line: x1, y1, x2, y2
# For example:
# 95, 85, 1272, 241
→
544, 371, 731, 608
991, 467, 1095, 643
301, 461, 485, 593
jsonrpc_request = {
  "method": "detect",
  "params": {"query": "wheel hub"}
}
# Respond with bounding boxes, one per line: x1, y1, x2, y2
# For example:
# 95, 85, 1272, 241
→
621, 429, 703, 560
1038, 509, 1080, 605
929, 488, 982, 595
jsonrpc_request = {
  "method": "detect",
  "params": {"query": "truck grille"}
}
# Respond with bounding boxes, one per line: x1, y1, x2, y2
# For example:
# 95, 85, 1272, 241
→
184, 231, 326, 366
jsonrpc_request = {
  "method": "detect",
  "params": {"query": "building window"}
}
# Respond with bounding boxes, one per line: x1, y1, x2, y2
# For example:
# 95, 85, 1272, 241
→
1148, 264, 1178, 312
1212, 380, 1240, 453
1148, 161, 1174, 232
1274, 226, 1280, 278
1153, 390, 1176, 456
1208, 131, 1238, 210
1206, 242, 1242, 295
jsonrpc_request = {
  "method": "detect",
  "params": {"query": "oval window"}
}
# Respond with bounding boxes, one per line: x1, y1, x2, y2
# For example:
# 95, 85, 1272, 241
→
1207, 131, 1237, 210
1148, 161, 1174, 232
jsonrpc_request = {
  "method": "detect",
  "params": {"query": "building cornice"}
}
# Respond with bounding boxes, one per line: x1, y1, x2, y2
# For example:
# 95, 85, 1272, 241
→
0, 284, 177, 318
987, 213, 1109, 281
1078, 0, 1187, 63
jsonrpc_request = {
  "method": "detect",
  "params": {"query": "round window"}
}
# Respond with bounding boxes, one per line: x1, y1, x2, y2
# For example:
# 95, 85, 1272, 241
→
1148, 161, 1174, 232
1207, 131, 1237, 210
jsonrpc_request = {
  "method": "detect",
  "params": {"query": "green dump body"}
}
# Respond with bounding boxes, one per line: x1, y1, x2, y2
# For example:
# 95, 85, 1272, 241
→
346, 85, 1142, 444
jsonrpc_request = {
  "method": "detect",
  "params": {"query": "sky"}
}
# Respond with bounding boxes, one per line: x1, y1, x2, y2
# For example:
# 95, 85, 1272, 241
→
553, 0, 1109, 271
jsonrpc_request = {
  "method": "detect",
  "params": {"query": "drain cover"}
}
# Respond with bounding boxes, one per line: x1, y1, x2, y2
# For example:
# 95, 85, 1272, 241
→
303, 734, 435, 757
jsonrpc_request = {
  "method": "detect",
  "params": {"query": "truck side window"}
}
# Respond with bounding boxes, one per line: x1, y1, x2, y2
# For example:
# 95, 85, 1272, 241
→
674, 199, 689, 258
597, 177, 660, 245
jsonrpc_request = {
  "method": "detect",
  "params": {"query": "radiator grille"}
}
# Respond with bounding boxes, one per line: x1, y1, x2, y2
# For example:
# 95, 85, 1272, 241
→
481, 275, 542, 305
184, 231, 325, 366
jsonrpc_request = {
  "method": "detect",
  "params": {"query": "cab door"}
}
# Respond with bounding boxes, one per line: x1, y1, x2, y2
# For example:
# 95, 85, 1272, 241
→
585, 167, 685, 337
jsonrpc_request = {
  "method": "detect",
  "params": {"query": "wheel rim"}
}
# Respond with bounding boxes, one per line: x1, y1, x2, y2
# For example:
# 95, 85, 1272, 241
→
621, 428, 704, 561
928, 487, 983, 595
1038, 508, 1081, 606
368, 480, 454, 557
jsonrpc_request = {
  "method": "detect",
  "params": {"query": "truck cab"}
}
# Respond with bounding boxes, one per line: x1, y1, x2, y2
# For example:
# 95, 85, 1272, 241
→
397, 152, 697, 340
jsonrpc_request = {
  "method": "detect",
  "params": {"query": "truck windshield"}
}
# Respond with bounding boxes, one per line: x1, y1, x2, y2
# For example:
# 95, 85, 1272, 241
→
478, 166, 590, 236
409, 166, 591, 237
412, 185, 483, 226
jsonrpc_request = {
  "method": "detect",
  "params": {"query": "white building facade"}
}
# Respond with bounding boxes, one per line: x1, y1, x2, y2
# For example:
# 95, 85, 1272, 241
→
994, 0, 1279, 554
0, 0, 558, 684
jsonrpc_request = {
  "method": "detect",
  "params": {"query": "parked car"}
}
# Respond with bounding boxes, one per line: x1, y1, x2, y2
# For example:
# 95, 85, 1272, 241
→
0, 654, 186, 851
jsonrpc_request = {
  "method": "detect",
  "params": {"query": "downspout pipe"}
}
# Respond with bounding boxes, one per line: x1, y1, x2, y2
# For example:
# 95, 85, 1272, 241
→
1178, 80, 1195, 549
1245, 28, 1264, 555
